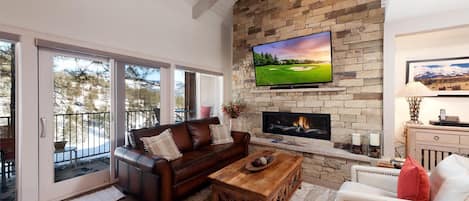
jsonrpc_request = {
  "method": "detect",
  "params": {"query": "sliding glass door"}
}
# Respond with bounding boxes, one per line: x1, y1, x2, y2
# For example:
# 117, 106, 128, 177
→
38, 49, 112, 200
0, 40, 16, 201
124, 64, 161, 131
174, 69, 196, 122
197, 73, 223, 119
174, 69, 223, 122
34, 42, 222, 200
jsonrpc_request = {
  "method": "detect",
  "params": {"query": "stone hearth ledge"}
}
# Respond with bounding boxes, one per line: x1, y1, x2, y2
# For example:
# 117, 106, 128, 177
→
250, 137, 379, 164
250, 87, 346, 93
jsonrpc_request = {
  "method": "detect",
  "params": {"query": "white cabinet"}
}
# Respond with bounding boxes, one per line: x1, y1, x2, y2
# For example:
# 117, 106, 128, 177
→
406, 124, 469, 171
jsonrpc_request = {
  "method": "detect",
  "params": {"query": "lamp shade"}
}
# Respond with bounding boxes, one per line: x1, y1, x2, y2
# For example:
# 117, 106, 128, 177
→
397, 82, 437, 97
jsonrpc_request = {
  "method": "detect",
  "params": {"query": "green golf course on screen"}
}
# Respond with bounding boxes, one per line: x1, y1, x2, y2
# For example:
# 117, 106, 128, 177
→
253, 32, 332, 86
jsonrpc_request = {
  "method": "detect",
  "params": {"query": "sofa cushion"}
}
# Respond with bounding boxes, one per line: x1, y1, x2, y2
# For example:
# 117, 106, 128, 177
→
169, 123, 193, 152
170, 149, 218, 183
129, 125, 172, 150
338, 181, 397, 198
186, 117, 220, 149
128, 123, 193, 152
430, 154, 469, 200
397, 156, 430, 201
201, 143, 244, 161
140, 129, 182, 161
209, 124, 233, 145
433, 177, 469, 201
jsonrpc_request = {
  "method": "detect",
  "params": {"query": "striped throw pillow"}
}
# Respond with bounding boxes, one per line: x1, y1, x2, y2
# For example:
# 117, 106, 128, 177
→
209, 124, 233, 145
140, 129, 182, 161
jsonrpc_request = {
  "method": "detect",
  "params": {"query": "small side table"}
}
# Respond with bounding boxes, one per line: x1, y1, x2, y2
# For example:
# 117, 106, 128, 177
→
55, 147, 78, 167
376, 158, 405, 169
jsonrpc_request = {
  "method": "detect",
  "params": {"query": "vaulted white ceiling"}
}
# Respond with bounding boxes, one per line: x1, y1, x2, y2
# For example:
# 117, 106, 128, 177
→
185, 0, 469, 26
185, 0, 236, 22
386, 0, 469, 22
396, 25, 469, 50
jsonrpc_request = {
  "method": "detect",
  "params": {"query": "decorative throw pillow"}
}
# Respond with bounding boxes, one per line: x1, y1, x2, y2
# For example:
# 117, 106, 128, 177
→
209, 124, 233, 145
430, 154, 469, 200
140, 129, 182, 161
397, 156, 430, 201
432, 177, 469, 201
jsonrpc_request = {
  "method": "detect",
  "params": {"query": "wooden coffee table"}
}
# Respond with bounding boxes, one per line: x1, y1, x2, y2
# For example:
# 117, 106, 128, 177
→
208, 150, 303, 201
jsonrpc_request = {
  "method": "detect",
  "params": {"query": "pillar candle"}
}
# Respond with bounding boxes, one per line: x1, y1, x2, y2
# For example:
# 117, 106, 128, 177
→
370, 133, 380, 146
352, 133, 361, 146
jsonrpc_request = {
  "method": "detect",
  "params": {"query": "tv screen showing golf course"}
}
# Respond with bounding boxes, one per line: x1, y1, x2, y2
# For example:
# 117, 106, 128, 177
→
253, 31, 332, 86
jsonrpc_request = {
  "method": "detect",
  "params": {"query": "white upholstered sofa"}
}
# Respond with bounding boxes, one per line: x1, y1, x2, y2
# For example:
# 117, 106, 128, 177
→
336, 155, 469, 201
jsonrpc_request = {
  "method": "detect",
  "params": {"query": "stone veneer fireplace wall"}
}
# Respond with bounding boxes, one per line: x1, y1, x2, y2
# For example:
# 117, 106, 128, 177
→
232, 0, 385, 144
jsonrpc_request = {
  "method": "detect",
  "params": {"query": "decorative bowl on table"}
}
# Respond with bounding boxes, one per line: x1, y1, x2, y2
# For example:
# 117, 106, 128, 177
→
245, 154, 276, 172
54, 141, 67, 151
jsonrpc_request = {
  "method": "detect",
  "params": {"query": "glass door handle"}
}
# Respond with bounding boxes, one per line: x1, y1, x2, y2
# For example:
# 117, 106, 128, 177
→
40, 117, 46, 138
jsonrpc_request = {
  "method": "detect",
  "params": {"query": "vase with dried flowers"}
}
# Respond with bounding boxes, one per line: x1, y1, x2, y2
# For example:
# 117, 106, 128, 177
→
222, 99, 246, 130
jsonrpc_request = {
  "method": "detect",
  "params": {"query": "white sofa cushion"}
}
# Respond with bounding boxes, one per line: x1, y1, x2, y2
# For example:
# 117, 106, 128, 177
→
338, 181, 397, 198
140, 128, 182, 161
209, 124, 233, 145
430, 154, 469, 200
432, 177, 469, 201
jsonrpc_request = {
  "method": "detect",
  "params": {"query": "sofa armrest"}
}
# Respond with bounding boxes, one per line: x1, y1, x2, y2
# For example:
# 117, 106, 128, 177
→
231, 131, 251, 144
115, 146, 173, 201
115, 146, 171, 174
336, 191, 409, 201
351, 165, 401, 193
231, 131, 250, 156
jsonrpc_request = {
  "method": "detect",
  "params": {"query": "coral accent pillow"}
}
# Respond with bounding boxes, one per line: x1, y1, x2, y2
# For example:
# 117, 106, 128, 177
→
397, 156, 430, 201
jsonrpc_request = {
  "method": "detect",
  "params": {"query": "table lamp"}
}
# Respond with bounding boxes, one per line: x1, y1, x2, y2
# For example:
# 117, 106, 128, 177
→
398, 82, 437, 124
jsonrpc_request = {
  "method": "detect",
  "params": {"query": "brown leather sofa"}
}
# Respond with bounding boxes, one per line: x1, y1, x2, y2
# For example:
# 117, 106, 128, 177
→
114, 117, 250, 201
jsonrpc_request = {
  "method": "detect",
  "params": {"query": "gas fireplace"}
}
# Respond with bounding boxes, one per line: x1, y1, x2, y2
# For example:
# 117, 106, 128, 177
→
262, 112, 331, 140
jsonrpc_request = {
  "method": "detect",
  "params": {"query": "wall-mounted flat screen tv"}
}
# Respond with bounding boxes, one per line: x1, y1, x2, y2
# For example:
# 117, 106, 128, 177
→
252, 31, 332, 86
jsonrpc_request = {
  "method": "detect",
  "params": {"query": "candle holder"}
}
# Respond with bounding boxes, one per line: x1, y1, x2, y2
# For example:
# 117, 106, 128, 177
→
351, 144, 363, 154
351, 133, 363, 154
368, 145, 381, 158
368, 132, 382, 158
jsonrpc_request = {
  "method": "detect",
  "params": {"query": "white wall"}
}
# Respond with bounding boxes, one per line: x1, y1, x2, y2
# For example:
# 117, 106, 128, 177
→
383, 7, 469, 157
394, 28, 469, 143
221, 23, 233, 104
0, 0, 230, 72
385, 0, 469, 22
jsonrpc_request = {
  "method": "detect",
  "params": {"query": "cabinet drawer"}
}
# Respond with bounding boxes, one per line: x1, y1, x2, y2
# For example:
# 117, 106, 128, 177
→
461, 136, 469, 146
416, 132, 459, 145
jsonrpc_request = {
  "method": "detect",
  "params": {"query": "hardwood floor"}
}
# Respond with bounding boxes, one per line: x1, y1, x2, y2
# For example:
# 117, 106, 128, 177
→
118, 195, 137, 201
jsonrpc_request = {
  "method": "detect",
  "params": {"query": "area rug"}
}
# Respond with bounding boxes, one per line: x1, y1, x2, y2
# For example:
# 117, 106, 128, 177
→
182, 182, 336, 201
76, 182, 336, 201
70, 186, 124, 201
290, 182, 336, 201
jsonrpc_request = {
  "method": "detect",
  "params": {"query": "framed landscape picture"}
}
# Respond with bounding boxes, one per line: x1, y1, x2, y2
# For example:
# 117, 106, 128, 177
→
406, 57, 469, 96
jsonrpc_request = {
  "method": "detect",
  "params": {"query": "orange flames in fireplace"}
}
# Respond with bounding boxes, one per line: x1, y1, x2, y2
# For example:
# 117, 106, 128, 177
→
292, 116, 310, 129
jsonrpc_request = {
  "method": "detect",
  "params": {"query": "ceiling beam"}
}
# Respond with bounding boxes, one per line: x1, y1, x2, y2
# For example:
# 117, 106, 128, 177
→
192, 0, 218, 19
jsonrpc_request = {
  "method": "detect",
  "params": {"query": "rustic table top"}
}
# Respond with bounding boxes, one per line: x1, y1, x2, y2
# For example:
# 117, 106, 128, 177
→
208, 150, 303, 198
